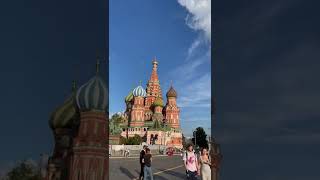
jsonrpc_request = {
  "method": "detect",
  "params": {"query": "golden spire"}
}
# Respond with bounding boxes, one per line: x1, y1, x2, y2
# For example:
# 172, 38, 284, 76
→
139, 80, 142, 86
96, 57, 100, 74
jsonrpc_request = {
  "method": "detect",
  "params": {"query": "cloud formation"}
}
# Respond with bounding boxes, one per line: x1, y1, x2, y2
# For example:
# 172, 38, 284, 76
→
177, 0, 211, 41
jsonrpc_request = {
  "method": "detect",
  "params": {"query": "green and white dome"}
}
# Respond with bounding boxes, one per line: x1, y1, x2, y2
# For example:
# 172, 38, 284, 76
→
132, 85, 147, 97
76, 74, 108, 112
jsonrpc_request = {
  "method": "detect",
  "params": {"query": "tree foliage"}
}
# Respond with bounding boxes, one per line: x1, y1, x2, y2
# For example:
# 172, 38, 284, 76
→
6, 160, 41, 180
109, 113, 123, 135
192, 127, 209, 149
111, 113, 124, 124
119, 135, 142, 145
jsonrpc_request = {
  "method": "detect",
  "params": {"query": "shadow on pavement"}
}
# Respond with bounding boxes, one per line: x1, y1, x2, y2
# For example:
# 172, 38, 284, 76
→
135, 169, 140, 175
157, 169, 186, 179
120, 166, 136, 179
153, 175, 169, 180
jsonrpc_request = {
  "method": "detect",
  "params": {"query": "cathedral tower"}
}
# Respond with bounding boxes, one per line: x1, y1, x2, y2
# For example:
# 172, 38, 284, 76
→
145, 58, 163, 109
69, 61, 108, 180
47, 81, 79, 180
164, 85, 180, 129
130, 84, 147, 127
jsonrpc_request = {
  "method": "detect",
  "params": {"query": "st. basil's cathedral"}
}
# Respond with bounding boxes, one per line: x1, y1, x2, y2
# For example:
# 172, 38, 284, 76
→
45, 60, 109, 180
118, 58, 183, 149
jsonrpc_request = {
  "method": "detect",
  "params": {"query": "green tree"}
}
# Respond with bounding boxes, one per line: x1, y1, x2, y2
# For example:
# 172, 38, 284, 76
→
119, 136, 127, 145
192, 127, 208, 149
109, 114, 122, 135
6, 160, 41, 180
126, 135, 142, 145
111, 113, 124, 125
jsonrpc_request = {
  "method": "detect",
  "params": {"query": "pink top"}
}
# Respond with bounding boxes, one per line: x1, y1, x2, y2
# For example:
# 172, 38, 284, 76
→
183, 151, 198, 172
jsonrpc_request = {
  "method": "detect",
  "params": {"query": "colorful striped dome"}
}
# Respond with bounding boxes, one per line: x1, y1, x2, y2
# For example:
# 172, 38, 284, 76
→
76, 74, 108, 111
125, 91, 133, 103
132, 85, 147, 97
49, 82, 79, 129
166, 86, 177, 98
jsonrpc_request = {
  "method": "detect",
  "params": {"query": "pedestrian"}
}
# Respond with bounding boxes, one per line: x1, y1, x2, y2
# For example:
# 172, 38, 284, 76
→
183, 144, 199, 180
139, 145, 147, 180
199, 148, 211, 180
142, 148, 153, 180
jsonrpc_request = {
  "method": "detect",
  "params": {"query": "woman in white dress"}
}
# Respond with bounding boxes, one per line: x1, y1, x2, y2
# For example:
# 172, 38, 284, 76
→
199, 148, 211, 180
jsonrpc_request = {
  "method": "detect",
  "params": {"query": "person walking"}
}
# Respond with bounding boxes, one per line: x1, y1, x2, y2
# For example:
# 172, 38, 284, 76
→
183, 144, 199, 180
199, 148, 211, 180
142, 148, 153, 180
139, 145, 147, 180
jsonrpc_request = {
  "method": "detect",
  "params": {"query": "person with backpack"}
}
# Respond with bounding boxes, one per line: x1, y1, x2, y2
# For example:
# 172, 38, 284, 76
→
183, 144, 199, 180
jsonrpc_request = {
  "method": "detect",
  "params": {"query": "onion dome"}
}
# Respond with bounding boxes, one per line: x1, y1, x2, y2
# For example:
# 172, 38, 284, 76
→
125, 91, 133, 103
49, 81, 79, 129
166, 86, 177, 98
152, 97, 164, 107
76, 61, 108, 111
132, 85, 147, 97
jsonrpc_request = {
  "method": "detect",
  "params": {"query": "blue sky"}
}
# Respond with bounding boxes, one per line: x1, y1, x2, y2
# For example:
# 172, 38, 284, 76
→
109, 0, 211, 137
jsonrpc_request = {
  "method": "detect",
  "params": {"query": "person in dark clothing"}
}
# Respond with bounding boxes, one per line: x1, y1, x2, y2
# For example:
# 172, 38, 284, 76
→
139, 145, 148, 180
142, 148, 153, 180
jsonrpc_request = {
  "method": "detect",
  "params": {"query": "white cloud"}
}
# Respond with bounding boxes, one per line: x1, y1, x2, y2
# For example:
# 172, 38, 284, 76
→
178, 0, 211, 41
178, 73, 211, 107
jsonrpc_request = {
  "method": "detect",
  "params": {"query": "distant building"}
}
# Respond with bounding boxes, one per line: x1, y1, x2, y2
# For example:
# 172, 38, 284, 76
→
119, 58, 183, 149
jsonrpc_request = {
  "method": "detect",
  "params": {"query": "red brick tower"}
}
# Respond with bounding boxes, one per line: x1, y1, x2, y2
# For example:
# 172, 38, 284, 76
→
130, 84, 147, 127
69, 62, 108, 180
164, 85, 180, 129
145, 58, 163, 109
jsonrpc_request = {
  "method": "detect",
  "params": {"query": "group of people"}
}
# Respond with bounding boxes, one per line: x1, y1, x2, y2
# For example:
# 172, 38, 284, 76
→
183, 144, 212, 180
137, 144, 212, 180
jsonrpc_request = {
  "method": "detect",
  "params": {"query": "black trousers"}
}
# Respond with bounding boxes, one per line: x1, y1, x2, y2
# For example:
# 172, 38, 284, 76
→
139, 164, 145, 178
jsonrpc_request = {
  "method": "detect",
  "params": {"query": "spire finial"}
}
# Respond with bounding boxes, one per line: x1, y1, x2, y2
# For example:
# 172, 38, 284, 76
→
139, 80, 142, 86
72, 80, 77, 92
96, 56, 100, 74
152, 56, 158, 65
170, 80, 173, 87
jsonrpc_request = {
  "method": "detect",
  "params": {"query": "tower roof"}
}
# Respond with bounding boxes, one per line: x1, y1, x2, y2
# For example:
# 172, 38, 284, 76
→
150, 57, 159, 82
125, 90, 134, 103
132, 85, 147, 97
166, 85, 177, 98
49, 81, 79, 129
76, 59, 108, 112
